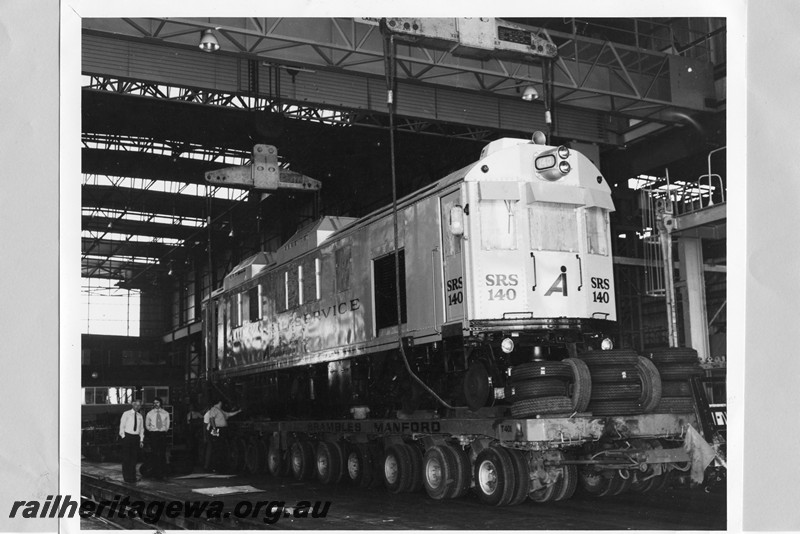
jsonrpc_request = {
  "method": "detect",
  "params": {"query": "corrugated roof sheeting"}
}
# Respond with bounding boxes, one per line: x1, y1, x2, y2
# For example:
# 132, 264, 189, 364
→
83, 36, 612, 143
83, 35, 243, 93
281, 70, 370, 110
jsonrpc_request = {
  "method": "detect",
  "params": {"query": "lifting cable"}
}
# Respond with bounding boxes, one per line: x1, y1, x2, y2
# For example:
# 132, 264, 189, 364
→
380, 20, 456, 411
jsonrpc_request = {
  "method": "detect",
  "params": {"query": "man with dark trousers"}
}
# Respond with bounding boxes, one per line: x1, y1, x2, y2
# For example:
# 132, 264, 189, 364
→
118, 399, 144, 483
145, 397, 170, 480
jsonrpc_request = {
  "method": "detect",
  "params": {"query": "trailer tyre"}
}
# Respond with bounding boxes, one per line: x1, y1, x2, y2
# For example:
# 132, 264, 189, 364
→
507, 378, 566, 400
423, 446, 458, 500
405, 443, 424, 493
510, 396, 573, 418
587, 365, 640, 384
444, 443, 472, 498
577, 349, 641, 365
267, 438, 290, 477
383, 444, 414, 494
590, 383, 643, 400
316, 441, 345, 485
290, 441, 316, 481
506, 448, 531, 505
564, 358, 592, 412
473, 446, 517, 506
509, 362, 572, 382
635, 356, 662, 412
553, 463, 578, 501
346, 443, 376, 488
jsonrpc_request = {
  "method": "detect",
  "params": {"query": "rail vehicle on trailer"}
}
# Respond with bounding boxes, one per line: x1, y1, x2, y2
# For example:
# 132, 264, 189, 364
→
198, 135, 705, 505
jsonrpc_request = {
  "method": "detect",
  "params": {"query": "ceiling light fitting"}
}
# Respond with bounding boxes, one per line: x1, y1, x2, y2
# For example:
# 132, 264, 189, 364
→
199, 29, 220, 53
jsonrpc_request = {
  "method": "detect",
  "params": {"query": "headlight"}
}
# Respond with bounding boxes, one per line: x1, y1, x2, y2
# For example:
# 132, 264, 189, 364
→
601, 338, 614, 351
558, 161, 571, 174
501, 337, 515, 354
557, 146, 570, 159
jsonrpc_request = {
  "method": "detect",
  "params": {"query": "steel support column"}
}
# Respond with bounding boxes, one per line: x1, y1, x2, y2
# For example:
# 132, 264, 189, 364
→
678, 236, 710, 361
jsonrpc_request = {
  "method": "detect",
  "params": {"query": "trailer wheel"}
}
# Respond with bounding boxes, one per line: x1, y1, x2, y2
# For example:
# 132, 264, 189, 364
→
553, 463, 578, 501
473, 446, 516, 506
563, 358, 592, 412
511, 396, 573, 418
405, 443, 424, 493
507, 378, 567, 400
267, 439, 290, 477
506, 448, 531, 505
609, 470, 632, 495
257, 437, 271, 473
509, 362, 572, 382
243, 438, 265, 474
444, 443, 472, 498
290, 441, 316, 481
383, 444, 414, 494
316, 441, 344, 485
346, 443, 376, 488
423, 446, 458, 500
464, 360, 492, 411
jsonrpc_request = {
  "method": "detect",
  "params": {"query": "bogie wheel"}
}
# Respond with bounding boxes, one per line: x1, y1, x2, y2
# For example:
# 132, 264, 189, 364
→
423, 446, 458, 500
628, 441, 657, 494
383, 444, 414, 494
506, 448, 531, 505
464, 360, 492, 412
267, 439, 290, 477
346, 443, 376, 488
473, 446, 517, 506
444, 443, 472, 498
316, 441, 345, 485
290, 440, 316, 481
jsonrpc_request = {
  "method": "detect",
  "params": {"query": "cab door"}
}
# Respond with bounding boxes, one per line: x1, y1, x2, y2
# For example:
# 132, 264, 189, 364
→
440, 190, 465, 322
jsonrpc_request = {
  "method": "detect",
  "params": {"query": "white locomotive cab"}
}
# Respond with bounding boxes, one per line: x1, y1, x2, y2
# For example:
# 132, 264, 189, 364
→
460, 139, 616, 324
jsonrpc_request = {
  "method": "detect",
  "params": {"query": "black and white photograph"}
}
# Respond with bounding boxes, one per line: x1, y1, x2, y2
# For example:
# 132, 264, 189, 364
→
11, 0, 800, 531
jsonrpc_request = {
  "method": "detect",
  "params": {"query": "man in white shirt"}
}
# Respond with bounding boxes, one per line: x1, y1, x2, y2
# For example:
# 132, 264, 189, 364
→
203, 400, 242, 472
118, 399, 144, 483
145, 397, 170, 480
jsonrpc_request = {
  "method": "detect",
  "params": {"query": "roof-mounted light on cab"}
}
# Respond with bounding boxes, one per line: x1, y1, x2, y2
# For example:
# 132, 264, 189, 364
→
534, 144, 572, 181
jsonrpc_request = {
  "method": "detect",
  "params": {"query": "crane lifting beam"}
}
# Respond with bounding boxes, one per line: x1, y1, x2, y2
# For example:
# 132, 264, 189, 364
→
205, 145, 321, 192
